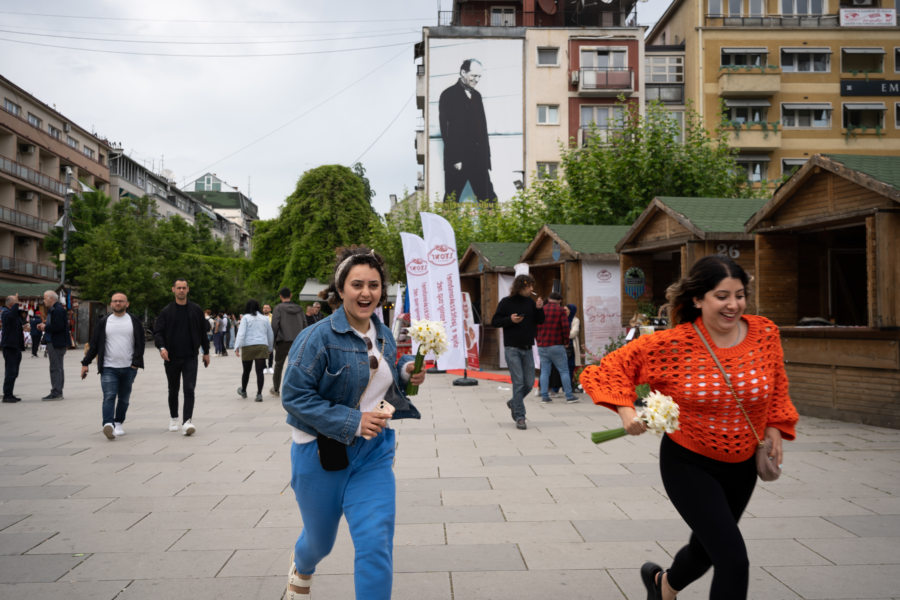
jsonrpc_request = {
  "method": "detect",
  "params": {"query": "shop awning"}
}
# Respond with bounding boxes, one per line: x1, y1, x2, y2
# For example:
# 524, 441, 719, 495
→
722, 47, 768, 54
736, 154, 771, 162
841, 48, 885, 54
843, 102, 886, 110
781, 47, 832, 54
725, 99, 771, 107
782, 102, 832, 110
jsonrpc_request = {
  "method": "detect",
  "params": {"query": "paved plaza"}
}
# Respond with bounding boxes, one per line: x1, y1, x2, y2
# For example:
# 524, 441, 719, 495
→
0, 347, 899, 599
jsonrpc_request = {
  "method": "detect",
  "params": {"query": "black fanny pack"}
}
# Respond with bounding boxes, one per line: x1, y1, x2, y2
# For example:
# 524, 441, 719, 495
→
316, 433, 349, 471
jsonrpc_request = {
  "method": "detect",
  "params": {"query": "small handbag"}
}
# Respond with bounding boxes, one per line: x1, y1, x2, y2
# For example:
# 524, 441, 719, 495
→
692, 323, 782, 482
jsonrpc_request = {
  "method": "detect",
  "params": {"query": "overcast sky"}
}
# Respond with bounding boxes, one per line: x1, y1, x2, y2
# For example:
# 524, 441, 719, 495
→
0, 0, 671, 219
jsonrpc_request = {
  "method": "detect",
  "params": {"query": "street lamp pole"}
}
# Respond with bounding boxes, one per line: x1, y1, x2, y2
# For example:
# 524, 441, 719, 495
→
59, 166, 73, 289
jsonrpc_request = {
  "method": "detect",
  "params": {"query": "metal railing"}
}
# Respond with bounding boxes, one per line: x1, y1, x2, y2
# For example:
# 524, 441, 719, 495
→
579, 67, 634, 91
705, 13, 839, 27
0, 156, 67, 196
1, 104, 108, 168
0, 205, 52, 234
0, 255, 58, 280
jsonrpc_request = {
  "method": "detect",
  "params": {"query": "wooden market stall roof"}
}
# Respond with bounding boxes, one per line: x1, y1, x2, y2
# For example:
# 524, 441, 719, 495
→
459, 242, 529, 275
521, 224, 631, 263
746, 154, 900, 232
617, 196, 768, 253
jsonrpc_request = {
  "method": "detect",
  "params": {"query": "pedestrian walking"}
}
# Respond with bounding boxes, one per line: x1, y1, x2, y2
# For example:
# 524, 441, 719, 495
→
38, 290, 67, 400
80, 292, 145, 440
234, 299, 274, 402
536, 291, 578, 404
152, 278, 210, 436
281, 246, 425, 600
270, 287, 307, 397
1, 294, 24, 403
29, 311, 43, 358
262, 303, 274, 373
581, 255, 799, 600
490, 274, 544, 430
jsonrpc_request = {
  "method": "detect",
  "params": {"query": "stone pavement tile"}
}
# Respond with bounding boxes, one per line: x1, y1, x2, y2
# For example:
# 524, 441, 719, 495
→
610, 567, 804, 600
0, 514, 28, 530
255, 508, 299, 528
66, 550, 232, 581
394, 543, 525, 572
173, 480, 287, 496
519, 540, 661, 570
397, 504, 505, 525
798, 537, 900, 565
482, 455, 575, 467
762, 480, 893, 500
397, 489, 442, 508
447, 521, 582, 545
550, 485, 668, 504
214, 492, 297, 511
396, 476, 490, 493
824, 514, 900, 537
0, 498, 112, 515
395, 523, 446, 546
488, 474, 595, 490
451, 569, 620, 600
0, 531, 54, 555
101, 454, 193, 464
613, 498, 683, 520
0, 470, 64, 487
847, 496, 900, 514
97, 495, 225, 513
741, 516, 859, 539
29, 527, 185, 554
394, 465, 440, 478
766, 565, 900, 599
0, 581, 129, 600
504, 501, 627, 522
573, 517, 690, 541
438, 464, 538, 478
0, 553, 87, 583
168, 526, 296, 551
662, 538, 832, 567
585, 472, 663, 486
70, 481, 192, 499
3, 511, 145, 534
442, 488, 555, 506
123, 508, 266, 531
744, 497, 876, 518
215, 548, 288, 577
0, 485, 86, 500
115, 576, 285, 600
0, 447, 90, 457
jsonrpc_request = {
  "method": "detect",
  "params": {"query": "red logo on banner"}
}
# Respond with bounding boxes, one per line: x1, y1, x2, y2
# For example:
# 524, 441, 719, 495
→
406, 258, 429, 276
596, 269, 613, 283
427, 244, 456, 266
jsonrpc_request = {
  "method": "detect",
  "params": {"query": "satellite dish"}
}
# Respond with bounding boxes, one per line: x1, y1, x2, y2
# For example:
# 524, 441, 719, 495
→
538, 0, 558, 14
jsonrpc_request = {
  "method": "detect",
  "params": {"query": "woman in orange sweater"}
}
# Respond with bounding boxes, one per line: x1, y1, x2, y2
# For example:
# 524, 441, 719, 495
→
581, 256, 798, 600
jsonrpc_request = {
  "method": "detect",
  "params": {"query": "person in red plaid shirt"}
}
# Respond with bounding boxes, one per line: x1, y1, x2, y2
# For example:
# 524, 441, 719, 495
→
536, 292, 579, 404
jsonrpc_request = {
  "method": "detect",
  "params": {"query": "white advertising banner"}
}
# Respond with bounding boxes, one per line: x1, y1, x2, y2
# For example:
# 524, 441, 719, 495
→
420, 212, 466, 370
400, 232, 432, 326
580, 260, 622, 357
839, 8, 896, 26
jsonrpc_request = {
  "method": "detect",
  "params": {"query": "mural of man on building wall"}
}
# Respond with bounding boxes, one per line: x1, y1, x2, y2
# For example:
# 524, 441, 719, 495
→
438, 59, 496, 203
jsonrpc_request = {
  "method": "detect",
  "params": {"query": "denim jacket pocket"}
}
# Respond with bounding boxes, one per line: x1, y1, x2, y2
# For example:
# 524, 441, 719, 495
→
320, 364, 349, 403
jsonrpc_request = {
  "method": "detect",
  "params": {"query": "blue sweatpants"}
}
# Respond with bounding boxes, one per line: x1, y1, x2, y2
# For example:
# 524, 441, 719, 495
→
290, 428, 396, 600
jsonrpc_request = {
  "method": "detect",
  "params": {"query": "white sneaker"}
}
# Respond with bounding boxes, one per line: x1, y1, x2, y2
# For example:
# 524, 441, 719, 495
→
114, 423, 125, 436
169, 418, 180, 432
103, 423, 115, 440
182, 420, 196, 436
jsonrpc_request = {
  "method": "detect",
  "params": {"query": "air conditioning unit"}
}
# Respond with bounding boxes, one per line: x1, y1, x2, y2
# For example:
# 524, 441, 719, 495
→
20, 191, 35, 201
571, 70, 580, 85
850, 0, 874, 5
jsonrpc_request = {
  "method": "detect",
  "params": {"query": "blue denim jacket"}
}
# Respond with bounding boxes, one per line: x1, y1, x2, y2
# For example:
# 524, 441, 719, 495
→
281, 306, 420, 444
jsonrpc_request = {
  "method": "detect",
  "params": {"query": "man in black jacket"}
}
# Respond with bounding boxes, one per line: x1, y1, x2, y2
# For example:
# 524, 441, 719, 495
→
1, 294, 24, 403
490, 274, 544, 430
38, 290, 68, 400
153, 279, 210, 436
81, 292, 145, 439
270, 287, 307, 397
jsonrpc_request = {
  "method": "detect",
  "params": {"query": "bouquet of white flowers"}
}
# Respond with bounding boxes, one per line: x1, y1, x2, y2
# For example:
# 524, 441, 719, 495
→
405, 320, 448, 396
591, 389, 679, 444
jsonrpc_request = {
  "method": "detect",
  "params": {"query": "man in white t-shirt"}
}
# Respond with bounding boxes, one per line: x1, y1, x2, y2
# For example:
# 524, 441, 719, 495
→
81, 292, 145, 440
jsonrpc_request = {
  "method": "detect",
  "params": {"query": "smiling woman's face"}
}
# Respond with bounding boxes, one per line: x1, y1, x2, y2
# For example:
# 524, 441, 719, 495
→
340, 264, 382, 332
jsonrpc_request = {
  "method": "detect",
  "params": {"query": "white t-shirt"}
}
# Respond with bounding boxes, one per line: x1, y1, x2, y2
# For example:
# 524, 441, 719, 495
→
103, 314, 134, 369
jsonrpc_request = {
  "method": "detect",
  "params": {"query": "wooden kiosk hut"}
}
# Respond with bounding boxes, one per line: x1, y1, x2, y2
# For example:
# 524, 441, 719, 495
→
458, 242, 528, 368
615, 196, 767, 323
745, 154, 900, 427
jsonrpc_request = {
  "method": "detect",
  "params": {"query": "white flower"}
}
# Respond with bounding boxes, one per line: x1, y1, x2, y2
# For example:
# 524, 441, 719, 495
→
636, 390, 680, 435
408, 320, 449, 356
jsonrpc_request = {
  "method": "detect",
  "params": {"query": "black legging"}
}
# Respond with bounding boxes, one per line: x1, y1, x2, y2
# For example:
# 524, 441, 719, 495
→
659, 434, 757, 599
241, 358, 266, 395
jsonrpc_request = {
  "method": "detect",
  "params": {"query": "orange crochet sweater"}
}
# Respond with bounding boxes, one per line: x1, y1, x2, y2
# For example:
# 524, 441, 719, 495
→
581, 315, 798, 463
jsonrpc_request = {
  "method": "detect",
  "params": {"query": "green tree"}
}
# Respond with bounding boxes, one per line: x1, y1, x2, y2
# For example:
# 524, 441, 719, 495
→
44, 189, 112, 285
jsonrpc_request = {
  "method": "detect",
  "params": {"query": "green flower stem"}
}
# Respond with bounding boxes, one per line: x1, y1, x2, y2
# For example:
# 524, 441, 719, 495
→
591, 428, 628, 444
405, 350, 426, 396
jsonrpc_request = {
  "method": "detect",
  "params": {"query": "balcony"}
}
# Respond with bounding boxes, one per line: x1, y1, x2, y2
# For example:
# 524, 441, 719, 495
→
575, 67, 634, 95
704, 13, 839, 27
0, 255, 58, 281
438, 8, 638, 28
415, 130, 425, 165
0, 206, 53, 234
416, 64, 425, 111
578, 127, 621, 147
0, 156, 67, 197
723, 123, 782, 151
718, 68, 781, 97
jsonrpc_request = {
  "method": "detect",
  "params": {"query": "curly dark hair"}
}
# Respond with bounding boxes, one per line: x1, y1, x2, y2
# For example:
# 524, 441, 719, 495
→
664, 255, 751, 326
509, 274, 536, 297
244, 299, 261, 316
321, 246, 388, 308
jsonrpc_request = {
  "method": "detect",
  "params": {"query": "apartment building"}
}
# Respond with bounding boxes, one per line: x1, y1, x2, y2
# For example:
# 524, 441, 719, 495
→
0, 74, 110, 284
647, 0, 899, 183
185, 173, 257, 255
416, 0, 644, 202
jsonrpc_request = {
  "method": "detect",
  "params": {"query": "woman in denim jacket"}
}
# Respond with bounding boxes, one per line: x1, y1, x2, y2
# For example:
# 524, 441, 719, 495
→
281, 247, 425, 600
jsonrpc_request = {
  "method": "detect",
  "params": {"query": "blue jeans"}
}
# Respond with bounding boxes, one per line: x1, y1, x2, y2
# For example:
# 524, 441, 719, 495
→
504, 346, 534, 420
101, 366, 138, 425
290, 429, 396, 600
538, 345, 575, 400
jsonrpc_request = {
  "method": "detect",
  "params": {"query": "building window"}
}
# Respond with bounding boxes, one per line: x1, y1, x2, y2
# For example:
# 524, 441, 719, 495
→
842, 103, 885, 128
580, 105, 625, 145
48, 124, 61, 140
646, 86, 685, 103
841, 48, 885, 74
27, 112, 42, 128
83, 147, 94, 159
491, 6, 515, 26
896, 48, 899, 72
537, 104, 559, 125
749, 0, 764, 16
781, 48, 830, 72
708, 0, 723, 14
3, 98, 21, 116
781, 0, 824, 15
726, 102, 769, 123
728, 0, 742, 15
721, 48, 768, 67
646, 56, 684, 83
537, 162, 558, 179
66, 136, 79, 150
582, 48, 627, 69
736, 156, 768, 182
781, 158, 806, 176
782, 103, 832, 128
537, 47, 559, 66
896, 102, 900, 128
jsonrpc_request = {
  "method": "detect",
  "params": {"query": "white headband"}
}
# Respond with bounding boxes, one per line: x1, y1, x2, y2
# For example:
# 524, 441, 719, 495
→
334, 249, 377, 285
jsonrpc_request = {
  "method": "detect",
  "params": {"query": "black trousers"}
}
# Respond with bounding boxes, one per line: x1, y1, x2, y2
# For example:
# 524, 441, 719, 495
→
272, 340, 293, 393
31, 332, 42, 356
660, 434, 757, 599
164, 356, 198, 422
443, 165, 495, 203
241, 358, 266, 395
3, 347, 21, 396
